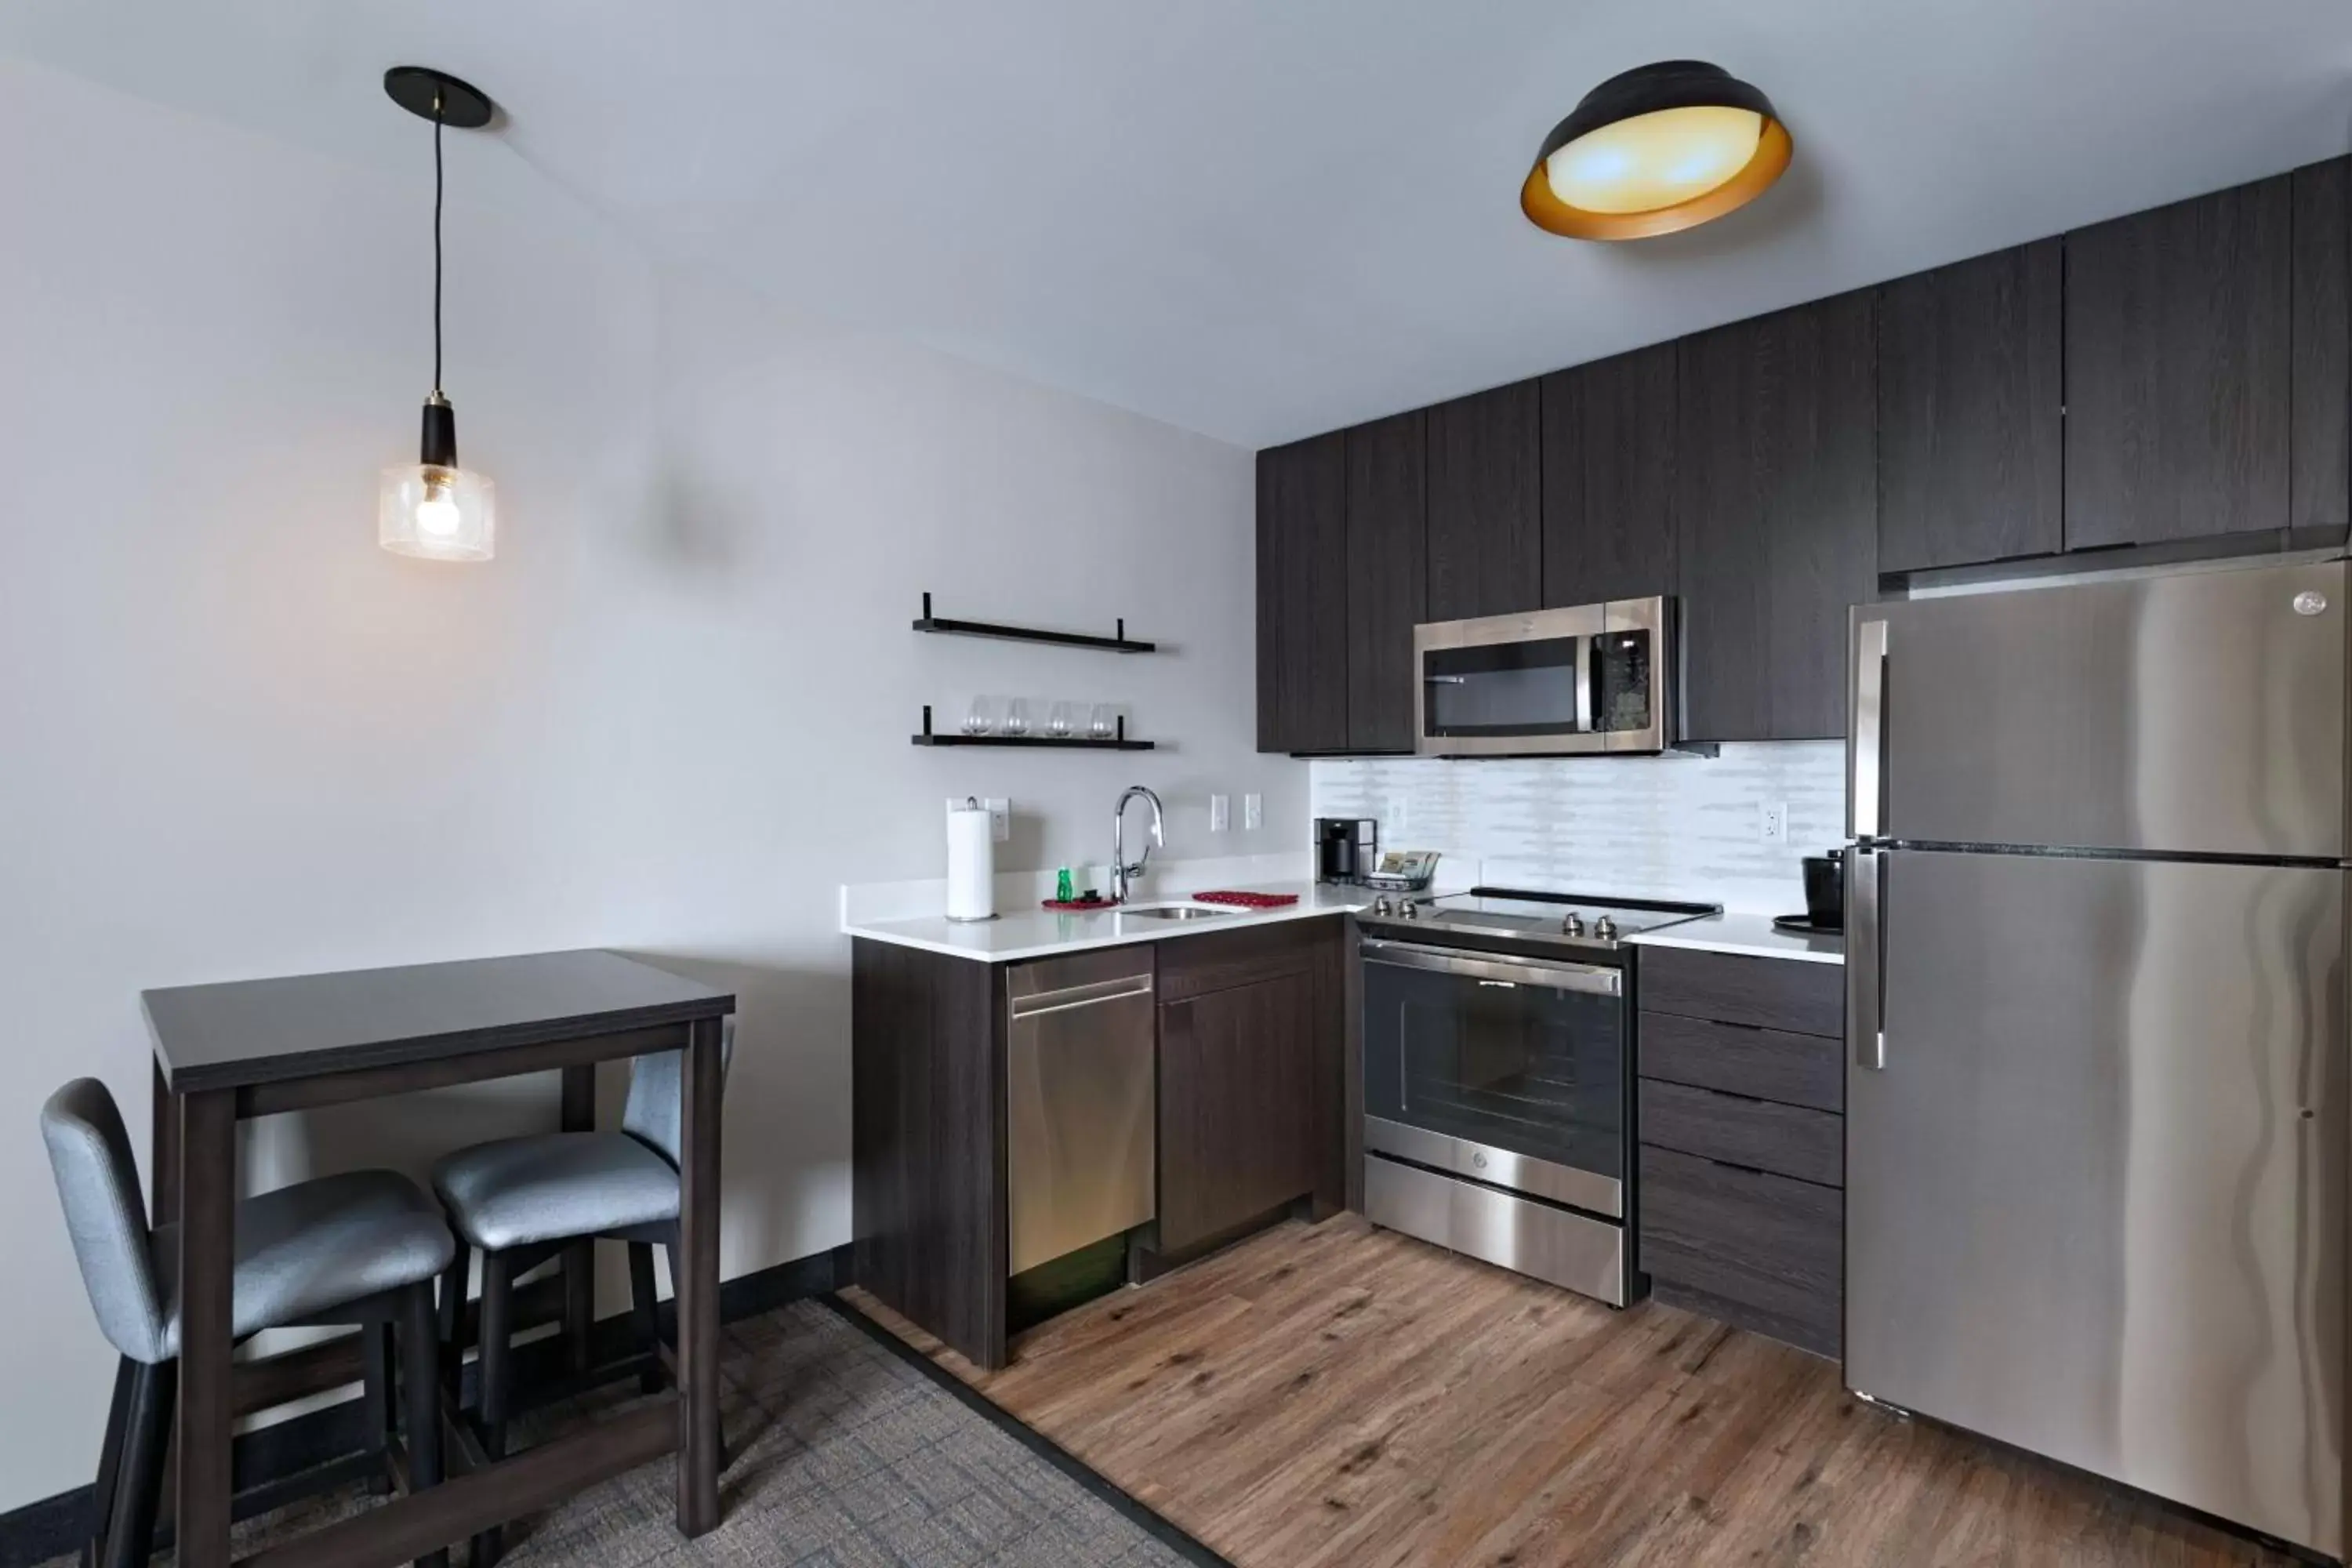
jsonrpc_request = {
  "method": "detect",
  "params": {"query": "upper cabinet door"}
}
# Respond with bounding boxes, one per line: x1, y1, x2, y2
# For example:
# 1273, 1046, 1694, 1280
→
2292, 157, 2350, 538
1541, 343, 1677, 608
2064, 176, 2292, 549
1255, 433, 1348, 753
1677, 295, 1878, 742
1425, 380, 1541, 622
1878, 241, 2063, 575
1344, 411, 1427, 753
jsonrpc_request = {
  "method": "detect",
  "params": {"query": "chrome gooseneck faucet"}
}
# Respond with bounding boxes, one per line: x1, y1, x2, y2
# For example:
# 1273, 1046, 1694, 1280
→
1111, 785, 1165, 905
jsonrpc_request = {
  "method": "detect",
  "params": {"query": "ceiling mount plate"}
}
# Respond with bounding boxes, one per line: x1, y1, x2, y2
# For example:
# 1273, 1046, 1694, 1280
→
383, 66, 495, 129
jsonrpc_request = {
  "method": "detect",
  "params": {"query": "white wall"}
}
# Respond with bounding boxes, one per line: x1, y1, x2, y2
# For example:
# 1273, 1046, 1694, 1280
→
0, 56, 1296, 1510
1312, 744, 1846, 916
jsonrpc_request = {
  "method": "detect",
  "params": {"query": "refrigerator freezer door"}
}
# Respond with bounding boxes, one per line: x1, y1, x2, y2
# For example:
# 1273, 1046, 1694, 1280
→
1849, 559, 2344, 857
1846, 848, 2347, 1556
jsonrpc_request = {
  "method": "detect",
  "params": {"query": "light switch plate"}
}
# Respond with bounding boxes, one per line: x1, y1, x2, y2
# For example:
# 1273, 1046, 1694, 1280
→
1759, 800, 1787, 844
1210, 793, 1230, 832
984, 797, 1011, 843
1243, 793, 1263, 831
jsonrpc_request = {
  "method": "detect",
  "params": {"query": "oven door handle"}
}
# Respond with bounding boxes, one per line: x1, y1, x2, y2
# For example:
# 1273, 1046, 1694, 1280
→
1360, 939, 1621, 997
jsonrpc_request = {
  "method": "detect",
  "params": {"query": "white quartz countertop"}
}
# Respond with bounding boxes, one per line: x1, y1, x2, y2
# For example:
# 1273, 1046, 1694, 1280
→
1625, 912, 1844, 966
841, 880, 1383, 963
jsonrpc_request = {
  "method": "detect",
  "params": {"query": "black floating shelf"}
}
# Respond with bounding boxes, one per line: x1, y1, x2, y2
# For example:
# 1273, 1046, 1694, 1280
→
912, 593, 1156, 654
913, 706, 1156, 750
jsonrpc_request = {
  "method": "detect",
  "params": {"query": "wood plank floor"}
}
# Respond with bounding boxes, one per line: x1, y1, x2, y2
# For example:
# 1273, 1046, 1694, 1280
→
844, 1216, 2300, 1568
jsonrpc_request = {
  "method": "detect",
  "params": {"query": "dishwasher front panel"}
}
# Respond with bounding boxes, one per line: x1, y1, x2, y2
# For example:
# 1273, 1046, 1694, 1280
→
1006, 949, 1159, 1275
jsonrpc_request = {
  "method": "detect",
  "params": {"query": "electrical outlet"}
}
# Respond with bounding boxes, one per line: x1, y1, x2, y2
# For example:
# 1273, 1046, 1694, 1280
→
1759, 800, 1788, 844
984, 797, 1011, 844
1210, 793, 1231, 832
1383, 797, 1408, 838
1243, 793, 1263, 831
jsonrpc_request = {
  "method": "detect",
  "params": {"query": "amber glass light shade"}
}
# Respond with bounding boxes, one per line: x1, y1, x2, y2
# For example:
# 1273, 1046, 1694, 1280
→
1521, 61, 1791, 241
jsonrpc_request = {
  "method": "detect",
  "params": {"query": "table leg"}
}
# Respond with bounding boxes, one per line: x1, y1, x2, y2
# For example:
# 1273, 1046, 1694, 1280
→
558, 1066, 596, 1374
174, 1088, 236, 1568
674, 1019, 724, 1537
149, 1058, 179, 1225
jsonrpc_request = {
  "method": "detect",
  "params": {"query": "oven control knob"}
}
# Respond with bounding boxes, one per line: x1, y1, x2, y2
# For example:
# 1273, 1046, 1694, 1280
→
1372, 896, 1392, 918
1561, 912, 1586, 937
1399, 900, 1420, 920
1593, 915, 1619, 941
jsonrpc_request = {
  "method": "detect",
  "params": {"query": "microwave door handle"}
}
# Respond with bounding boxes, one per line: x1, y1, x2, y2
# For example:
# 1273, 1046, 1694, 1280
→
1852, 618, 1889, 838
1576, 634, 1595, 735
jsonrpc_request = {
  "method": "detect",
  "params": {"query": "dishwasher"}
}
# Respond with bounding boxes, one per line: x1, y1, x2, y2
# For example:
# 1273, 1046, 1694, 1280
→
1005, 947, 1158, 1275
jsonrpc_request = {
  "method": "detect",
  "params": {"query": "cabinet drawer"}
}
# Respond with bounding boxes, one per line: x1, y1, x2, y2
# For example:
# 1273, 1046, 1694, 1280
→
1639, 946, 1843, 1038
1639, 1079, 1842, 1187
1638, 1011, 1842, 1112
1156, 916, 1338, 1004
1638, 1146, 1841, 1357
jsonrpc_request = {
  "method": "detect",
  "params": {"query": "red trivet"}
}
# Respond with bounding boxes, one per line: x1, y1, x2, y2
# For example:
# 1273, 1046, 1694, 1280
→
1192, 890, 1300, 909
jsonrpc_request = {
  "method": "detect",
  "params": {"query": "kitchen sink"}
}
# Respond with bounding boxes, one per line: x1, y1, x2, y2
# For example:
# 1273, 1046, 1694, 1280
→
1120, 904, 1233, 921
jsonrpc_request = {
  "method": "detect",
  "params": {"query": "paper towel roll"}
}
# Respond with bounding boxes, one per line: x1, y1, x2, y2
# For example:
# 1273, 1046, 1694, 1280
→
946, 804, 996, 922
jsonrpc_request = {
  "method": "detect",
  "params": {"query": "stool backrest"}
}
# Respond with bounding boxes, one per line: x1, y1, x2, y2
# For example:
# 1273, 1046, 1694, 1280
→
622, 1017, 735, 1167
40, 1078, 167, 1364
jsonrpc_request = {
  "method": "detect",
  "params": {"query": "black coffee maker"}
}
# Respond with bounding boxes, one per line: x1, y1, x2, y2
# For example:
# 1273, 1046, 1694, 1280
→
1316, 818, 1378, 884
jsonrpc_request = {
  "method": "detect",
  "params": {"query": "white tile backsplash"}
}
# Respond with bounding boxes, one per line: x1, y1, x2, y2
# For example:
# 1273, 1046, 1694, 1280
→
1310, 743, 1846, 916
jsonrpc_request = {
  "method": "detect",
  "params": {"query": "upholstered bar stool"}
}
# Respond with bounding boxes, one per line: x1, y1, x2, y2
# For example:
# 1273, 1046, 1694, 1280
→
430, 1023, 731, 1566
41, 1078, 455, 1568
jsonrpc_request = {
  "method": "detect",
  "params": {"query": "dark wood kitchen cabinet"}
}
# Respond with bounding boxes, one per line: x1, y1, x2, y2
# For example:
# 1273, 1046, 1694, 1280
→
1877, 241, 2064, 575
1541, 343, 1678, 607
1425, 379, 1542, 622
1675, 294, 1878, 742
1344, 410, 1427, 752
2063, 176, 2294, 550
2292, 156, 2350, 538
1637, 946, 1846, 1357
1255, 431, 1348, 753
1154, 920, 1345, 1256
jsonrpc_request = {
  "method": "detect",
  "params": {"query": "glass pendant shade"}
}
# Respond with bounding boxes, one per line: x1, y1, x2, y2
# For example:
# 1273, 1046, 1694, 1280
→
379, 462, 495, 559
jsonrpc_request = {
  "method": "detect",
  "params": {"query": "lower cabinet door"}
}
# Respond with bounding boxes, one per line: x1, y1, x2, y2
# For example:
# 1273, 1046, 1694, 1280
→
1159, 974, 1318, 1252
1639, 1145, 1842, 1357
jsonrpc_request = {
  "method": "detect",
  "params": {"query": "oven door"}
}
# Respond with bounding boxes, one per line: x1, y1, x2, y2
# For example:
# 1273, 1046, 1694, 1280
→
1361, 939, 1626, 1218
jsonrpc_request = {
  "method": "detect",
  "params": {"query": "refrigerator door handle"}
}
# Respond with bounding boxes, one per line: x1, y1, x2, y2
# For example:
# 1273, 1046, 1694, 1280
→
1852, 618, 1889, 839
1849, 844, 1886, 1070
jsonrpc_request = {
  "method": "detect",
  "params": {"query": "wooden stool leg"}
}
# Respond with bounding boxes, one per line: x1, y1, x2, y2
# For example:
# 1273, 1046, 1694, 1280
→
102, 1361, 173, 1568
626, 1242, 662, 1394
361, 1320, 395, 1494
470, 1249, 513, 1568
401, 1280, 447, 1568
434, 1247, 469, 1398
85, 1356, 135, 1568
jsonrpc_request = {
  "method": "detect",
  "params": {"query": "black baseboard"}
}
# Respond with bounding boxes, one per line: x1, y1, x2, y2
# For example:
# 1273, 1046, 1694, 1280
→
0, 1245, 848, 1568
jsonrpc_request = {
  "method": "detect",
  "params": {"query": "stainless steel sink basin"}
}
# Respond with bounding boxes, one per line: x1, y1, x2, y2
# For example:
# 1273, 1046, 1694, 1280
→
1120, 905, 1233, 921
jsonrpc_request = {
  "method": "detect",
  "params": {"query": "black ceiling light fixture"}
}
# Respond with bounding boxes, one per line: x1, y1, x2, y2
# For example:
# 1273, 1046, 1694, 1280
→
1520, 60, 1792, 241
379, 66, 498, 561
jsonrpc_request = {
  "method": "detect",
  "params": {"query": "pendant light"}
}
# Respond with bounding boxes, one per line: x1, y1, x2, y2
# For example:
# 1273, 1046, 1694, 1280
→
379, 67, 496, 561
1520, 61, 1791, 241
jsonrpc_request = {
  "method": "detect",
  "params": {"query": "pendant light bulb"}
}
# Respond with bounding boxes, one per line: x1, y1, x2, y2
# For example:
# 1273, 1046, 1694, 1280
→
378, 67, 497, 561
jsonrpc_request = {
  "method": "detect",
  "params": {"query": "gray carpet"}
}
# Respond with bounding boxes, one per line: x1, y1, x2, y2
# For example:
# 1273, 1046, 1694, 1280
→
45, 1298, 1207, 1568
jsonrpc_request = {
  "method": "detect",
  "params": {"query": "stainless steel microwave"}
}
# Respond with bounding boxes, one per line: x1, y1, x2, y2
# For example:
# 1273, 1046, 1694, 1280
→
1414, 597, 1678, 757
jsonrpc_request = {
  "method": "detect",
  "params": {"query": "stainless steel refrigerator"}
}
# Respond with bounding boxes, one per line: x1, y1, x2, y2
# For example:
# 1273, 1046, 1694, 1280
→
1844, 557, 2347, 1559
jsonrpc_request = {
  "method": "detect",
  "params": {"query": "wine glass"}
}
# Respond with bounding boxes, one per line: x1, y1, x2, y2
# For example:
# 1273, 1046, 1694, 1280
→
1002, 699, 1030, 738
1088, 703, 1116, 740
963, 696, 997, 736
1047, 701, 1076, 739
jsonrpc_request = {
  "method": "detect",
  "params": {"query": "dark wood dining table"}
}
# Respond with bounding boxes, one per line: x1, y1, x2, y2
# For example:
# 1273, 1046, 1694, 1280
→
140, 949, 735, 1568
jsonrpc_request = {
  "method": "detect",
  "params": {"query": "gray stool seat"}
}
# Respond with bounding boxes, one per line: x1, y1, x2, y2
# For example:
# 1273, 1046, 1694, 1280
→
431, 1131, 680, 1251
150, 1169, 455, 1357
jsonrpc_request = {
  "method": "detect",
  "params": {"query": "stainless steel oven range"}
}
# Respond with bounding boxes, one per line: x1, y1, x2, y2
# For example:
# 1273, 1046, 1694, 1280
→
1357, 887, 1718, 1305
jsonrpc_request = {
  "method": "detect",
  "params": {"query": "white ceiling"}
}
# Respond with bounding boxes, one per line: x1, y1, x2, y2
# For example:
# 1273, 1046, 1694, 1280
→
7, 0, 2350, 448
